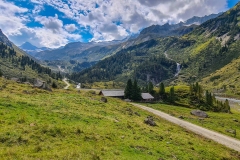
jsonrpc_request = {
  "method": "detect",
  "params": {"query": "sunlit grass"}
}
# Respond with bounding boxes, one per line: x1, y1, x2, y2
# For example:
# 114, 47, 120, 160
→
0, 77, 240, 159
146, 103, 240, 140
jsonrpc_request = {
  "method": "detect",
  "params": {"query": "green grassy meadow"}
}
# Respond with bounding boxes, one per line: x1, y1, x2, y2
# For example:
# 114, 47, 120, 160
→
146, 103, 240, 140
0, 78, 240, 159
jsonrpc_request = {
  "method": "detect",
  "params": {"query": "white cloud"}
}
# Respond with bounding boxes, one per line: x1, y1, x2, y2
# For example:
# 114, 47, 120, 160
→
35, 15, 63, 33
32, 0, 227, 41
64, 24, 77, 32
0, 0, 81, 48
1, 0, 230, 46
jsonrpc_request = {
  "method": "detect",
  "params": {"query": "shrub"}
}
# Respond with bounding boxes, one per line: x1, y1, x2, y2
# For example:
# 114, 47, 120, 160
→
52, 82, 58, 88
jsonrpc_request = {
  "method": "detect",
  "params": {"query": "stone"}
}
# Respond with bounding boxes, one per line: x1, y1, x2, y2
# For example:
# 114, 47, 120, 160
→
233, 119, 239, 122
178, 115, 184, 119
135, 112, 141, 116
144, 116, 157, 126
30, 123, 35, 127
226, 129, 236, 134
124, 99, 131, 102
190, 110, 208, 118
101, 97, 107, 103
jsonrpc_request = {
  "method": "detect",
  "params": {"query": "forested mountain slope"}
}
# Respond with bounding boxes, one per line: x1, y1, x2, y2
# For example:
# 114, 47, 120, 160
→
0, 31, 61, 85
70, 39, 176, 84
163, 2, 240, 85
70, 2, 240, 89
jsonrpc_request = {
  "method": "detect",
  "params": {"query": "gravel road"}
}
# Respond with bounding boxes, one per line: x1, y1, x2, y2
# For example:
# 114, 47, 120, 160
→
131, 103, 240, 152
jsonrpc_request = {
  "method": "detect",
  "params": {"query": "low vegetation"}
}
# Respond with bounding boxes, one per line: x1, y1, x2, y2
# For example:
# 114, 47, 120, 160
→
0, 78, 239, 159
146, 103, 240, 140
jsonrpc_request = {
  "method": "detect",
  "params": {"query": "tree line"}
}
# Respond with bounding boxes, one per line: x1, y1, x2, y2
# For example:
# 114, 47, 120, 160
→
125, 78, 230, 113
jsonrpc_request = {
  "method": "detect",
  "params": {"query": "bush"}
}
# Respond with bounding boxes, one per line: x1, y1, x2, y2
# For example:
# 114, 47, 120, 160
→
0, 69, 2, 77
52, 82, 58, 88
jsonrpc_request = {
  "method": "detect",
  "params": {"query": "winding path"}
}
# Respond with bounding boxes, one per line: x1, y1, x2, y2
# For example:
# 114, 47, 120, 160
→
63, 78, 70, 89
131, 103, 240, 152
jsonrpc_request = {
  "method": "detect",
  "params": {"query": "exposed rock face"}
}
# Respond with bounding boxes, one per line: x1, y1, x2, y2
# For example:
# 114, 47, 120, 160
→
190, 110, 208, 118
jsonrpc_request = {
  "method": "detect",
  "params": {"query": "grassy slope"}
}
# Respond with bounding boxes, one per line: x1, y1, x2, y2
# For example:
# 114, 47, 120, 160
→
0, 78, 239, 159
146, 103, 240, 140
201, 56, 240, 97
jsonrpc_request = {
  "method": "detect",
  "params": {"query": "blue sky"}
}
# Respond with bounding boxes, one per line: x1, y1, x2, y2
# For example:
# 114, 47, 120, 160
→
0, 0, 239, 48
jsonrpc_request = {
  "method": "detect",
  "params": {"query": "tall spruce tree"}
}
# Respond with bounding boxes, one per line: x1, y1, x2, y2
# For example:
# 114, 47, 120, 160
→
159, 82, 165, 95
0, 69, 2, 77
224, 99, 231, 113
124, 79, 133, 99
132, 79, 141, 101
169, 86, 175, 103
148, 82, 154, 94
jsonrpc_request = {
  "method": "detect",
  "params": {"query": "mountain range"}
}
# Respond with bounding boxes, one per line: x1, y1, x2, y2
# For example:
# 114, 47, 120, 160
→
1, 3, 240, 95
69, 2, 240, 95
19, 42, 51, 56
19, 12, 222, 73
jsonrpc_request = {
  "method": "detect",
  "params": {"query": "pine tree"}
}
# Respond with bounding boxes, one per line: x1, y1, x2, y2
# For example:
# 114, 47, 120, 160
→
169, 86, 175, 103
52, 82, 58, 88
224, 99, 231, 113
0, 69, 2, 77
148, 82, 154, 94
159, 82, 165, 95
131, 79, 141, 101
205, 90, 209, 105
124, 79, 132, 99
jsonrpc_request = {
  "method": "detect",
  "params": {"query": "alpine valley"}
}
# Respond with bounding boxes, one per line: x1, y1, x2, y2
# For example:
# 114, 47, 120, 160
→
1, 1, 240, 160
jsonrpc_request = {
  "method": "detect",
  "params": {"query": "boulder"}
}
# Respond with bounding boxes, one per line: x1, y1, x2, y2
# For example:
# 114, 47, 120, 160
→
178, 115, 184, 119
33, 79, 52, 91
144, 116, 156, 126
226, 129, 236, 134
190, 110, 208, 118
124, 99, 131, 102
101, 97, 108, 103
33, 79, 44, 87
233, 119, 239, 122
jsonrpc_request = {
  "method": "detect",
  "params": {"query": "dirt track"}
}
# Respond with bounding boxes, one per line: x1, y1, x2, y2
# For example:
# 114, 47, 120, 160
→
63, 78, 70, 89
131, 103, 240, 152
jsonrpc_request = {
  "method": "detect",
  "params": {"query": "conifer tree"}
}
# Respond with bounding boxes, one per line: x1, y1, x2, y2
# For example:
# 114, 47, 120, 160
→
224, 99, 231, 113
124, 79, 132, 99
159, 82, 165, 95
169, 86, 175, 103
148, 82, 154, 94
131, 79, 141, 101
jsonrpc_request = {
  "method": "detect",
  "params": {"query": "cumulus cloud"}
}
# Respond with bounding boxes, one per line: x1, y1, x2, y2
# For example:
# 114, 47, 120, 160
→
1, 0, 230, 46
64, 24, 78, 32
35, 15, 63, 33
0, 0, 81, 48
32, 0, 227, 41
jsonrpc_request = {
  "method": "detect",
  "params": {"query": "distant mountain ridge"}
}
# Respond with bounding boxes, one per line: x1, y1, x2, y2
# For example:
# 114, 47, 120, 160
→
140, 13, 222, 36
23, 12, 223, 73
19, 42, 51, 56
184, 13, 223, 25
